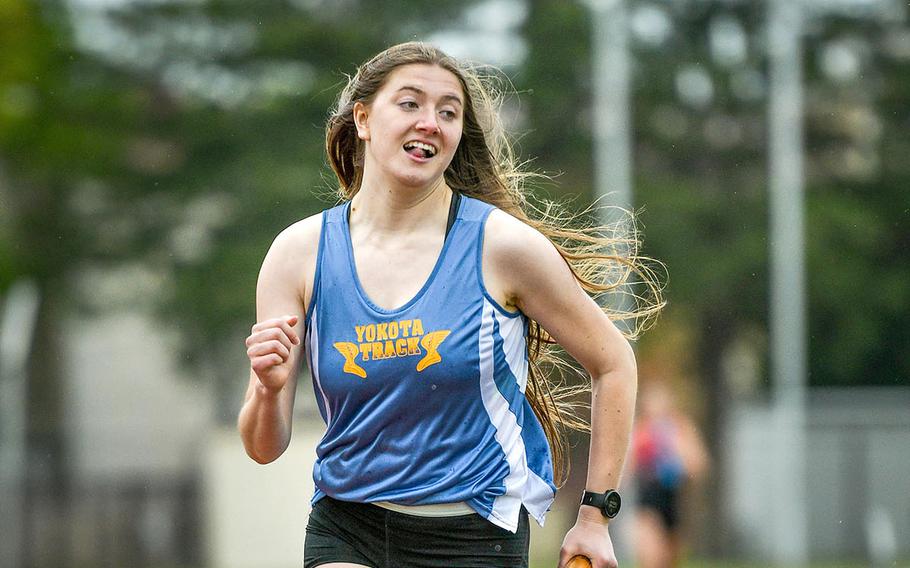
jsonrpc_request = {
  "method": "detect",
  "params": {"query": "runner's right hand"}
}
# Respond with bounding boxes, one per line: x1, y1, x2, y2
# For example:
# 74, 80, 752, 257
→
245, 315, 300, 392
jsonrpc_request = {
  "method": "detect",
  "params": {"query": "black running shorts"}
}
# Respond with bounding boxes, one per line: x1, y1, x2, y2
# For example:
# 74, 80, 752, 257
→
303, 496, 530, 567
637, 480, 680, 531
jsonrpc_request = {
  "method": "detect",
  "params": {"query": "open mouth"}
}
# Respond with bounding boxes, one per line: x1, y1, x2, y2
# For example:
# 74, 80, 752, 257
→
403, 140, 437, 159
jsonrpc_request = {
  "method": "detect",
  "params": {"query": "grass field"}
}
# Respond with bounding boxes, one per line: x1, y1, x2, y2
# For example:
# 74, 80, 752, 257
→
681, 563, 910, 568
524, 560, 910, 568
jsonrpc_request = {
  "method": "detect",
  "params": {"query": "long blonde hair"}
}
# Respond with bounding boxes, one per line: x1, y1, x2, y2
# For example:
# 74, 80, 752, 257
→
325, 42, 665, 486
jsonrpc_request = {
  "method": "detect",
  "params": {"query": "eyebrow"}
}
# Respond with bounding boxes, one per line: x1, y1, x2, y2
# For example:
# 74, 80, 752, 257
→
396, 85, 463, 107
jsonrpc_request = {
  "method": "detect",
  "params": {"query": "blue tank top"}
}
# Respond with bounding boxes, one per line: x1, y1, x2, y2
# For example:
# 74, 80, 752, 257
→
303, 195, 556, 532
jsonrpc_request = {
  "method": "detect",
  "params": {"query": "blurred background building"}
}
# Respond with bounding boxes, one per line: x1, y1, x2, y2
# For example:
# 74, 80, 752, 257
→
1, 0, 908, 566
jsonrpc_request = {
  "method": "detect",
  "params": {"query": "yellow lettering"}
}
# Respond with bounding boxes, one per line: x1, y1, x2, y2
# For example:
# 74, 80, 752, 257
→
416, 330, 451, 372
343, 320, 448, 374
333, 342, 367, 378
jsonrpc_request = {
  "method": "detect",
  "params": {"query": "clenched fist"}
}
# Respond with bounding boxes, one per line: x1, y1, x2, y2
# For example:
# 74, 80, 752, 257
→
245, 315, 301, 392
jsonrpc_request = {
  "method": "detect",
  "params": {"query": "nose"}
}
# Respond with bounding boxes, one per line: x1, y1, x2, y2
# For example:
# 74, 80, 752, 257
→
415, 110, 440, 135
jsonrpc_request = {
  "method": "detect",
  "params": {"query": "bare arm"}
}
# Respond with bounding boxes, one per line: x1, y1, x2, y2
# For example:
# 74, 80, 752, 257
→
484, 210, 637, 568
238, 214, 321, 464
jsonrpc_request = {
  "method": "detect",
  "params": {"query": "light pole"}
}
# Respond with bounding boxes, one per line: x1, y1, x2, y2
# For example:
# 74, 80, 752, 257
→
582, 2, 636, 557
767, 0, 896, 563
767, 0, 809, 564
583, 0, 633, 213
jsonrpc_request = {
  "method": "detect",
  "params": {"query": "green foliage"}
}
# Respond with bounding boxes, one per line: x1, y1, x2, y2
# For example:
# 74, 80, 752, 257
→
797, 16, 910, 386
519, 0, 593, 194
0, 0, 482, 349
1, 0, 906, 397
518, 0, 908, 389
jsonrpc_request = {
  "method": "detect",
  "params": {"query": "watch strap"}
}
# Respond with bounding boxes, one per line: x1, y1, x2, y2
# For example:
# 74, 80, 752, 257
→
581, 490, 606, 510
581, 489, 621, 519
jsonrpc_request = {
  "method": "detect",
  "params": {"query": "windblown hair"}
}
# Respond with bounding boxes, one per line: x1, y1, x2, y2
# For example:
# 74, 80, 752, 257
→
325, 42, 665, 486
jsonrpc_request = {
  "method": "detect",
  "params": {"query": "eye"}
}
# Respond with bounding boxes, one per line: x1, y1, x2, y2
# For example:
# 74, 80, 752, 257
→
440, 109, 459, 121
399, 100, 418, 110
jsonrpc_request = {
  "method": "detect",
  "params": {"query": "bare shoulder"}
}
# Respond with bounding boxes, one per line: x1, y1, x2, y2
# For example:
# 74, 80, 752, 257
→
482, 208, 567, 310
268, 211, 324, 260
484, 208, 556, 265
257, 211, 325, 314
259, 211, 323, 279
484, 207, 633, 378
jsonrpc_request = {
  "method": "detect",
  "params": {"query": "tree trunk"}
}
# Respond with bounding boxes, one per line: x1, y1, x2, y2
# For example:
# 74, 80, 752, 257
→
697, 309, 734, 557
25, 284, 70, 568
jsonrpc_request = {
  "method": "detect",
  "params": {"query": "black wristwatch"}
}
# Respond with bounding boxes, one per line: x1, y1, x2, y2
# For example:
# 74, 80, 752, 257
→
581, 489, 622, 519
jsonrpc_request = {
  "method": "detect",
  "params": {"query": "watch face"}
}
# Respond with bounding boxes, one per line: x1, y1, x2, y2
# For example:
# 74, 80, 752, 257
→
604, 491, 622, 518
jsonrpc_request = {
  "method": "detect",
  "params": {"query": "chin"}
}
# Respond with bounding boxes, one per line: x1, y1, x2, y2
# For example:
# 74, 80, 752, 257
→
395, 171, 442, 189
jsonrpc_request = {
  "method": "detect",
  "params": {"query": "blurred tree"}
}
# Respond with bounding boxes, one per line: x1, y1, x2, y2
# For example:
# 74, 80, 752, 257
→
1, 0, 123, 547
2, 0, 907, 563
77, 0, 482, 416
517, 0, 909, 556
0, 0, 480, 564
802, 14, 910, 390
519, 0, 769, 554
518, 0, 593, 196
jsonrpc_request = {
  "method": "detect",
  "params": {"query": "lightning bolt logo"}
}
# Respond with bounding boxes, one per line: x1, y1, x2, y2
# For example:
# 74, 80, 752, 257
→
333, 342, 367, 379
416, 330, 451, 372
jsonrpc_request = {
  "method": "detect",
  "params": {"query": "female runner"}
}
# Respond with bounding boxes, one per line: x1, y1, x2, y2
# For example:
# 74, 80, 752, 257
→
239, 42, 662, 568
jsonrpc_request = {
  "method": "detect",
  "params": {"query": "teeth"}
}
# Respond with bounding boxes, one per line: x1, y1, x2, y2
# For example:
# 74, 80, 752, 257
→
404, 141, 437, 157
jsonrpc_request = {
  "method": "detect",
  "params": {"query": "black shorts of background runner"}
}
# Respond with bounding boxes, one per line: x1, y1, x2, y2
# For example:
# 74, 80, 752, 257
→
637, 479, 680, 532
304, 496, 530, 568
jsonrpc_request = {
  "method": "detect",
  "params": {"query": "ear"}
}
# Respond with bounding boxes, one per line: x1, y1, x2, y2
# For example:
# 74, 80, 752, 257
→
353, 101, 370, 141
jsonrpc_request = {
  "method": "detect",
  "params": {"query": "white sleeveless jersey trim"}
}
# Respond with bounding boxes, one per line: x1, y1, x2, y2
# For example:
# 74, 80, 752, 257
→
494, 309, 529, 394
478, 299, 555, 531
521, 471, 555, 526
307, 311, 331, 426
492, 307, 552, 525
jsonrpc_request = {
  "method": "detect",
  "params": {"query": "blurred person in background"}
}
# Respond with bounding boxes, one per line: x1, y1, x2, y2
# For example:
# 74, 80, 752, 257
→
631, 380, 709, 568
238, 42, 663, 568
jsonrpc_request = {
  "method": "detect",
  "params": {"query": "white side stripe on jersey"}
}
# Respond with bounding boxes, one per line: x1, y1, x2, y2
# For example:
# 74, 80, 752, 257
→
479, 299, 524, 531
494, 310, 529, 394
308, 312, 332, 426
494, 304, 556, 525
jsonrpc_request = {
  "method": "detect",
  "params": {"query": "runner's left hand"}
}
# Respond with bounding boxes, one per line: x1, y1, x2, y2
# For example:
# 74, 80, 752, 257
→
558, 508, 617, 568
